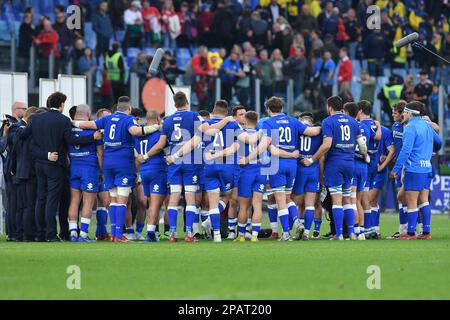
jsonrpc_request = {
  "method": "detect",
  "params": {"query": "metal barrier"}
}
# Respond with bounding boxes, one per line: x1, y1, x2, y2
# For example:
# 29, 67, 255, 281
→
286, 79, 294, 115
87, 70, 94, 109
438, 85, 445, 155
10, 33, 16, 72
130, 72, 140, 108
255, 78, 261, 115
49, 51, 55, 80
29, 45, 36, 90
215, 77, 221, 102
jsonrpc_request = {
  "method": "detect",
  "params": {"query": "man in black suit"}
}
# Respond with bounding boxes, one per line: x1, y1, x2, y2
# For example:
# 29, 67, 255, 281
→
2, 101, 27, 241
20, 93, 102, 242
10, 107, 44, 241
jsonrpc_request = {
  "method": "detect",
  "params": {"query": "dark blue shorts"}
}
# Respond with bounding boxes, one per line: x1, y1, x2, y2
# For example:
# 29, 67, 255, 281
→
293, 167, 320, 195
104, 166, 136, 190
70, 165, 100, 193
373, 169, 388, 190
238, 168, 266, 198
325, 161, 354, 189
403, 172, 433, 191
352, 162, 368, 192
141, 168, 168, 196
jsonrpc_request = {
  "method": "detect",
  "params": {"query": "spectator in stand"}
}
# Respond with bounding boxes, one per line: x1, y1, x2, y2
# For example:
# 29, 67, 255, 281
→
251, 11, 269, 49
237, 6, 252, 44
53, 11, 73, 72
34, 19, 60, 60
235, 53, 255, 108
18, 13, 35, 72
271, 49, 285, 97
402, 74, 416, 102
358, 70, 376, 102
191, 46, 217, 107
317, 1, 339, 37
319, 50, 336, 99
378, 75, 404, 122
208, 51, 223, 73
220, 51, 244, 103
177, 2, 198, 49
430, 85, 440, 121
70, 38, 86, 74
141, 0, 161, 48
198, 3, 214, 47
310, 0, 323, 18
78, 47, 97, 75
255, 49, 275, 108
295, 4, 318, 34
413, 70, 434, 118
289, 33, 306, 57
266, 0, 286, 26
211, 0, 235, 51
161, 1, 181, 50
283, 47, 307, 98
131, 51, 151, 107
364, 28, 388, 78
92, 1, 113, 57
294, 88, 313, 113
442, 33, 450, 91
310, 30, 324, 53
337, 47, 352, 95
344, 8, 360, 60
123, 1, 144, 55
270, 23, 283, 52
104, 42, 126, 103
281, 24, 294, 58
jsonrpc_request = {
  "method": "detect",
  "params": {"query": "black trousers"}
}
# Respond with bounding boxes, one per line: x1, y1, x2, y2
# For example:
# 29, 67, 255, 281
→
22, 177, 37, 241
96, 35, 110, 57
14, 179, 25, 240
35, 162, 66, 241
5, 178, 18, 240
111, 81, 125, 105
58, 174, 70, 240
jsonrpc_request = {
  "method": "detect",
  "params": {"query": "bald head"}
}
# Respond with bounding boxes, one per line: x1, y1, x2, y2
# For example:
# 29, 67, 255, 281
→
146, 109, 161, 125
75, 104, 91, 120
12, 101, 27, 120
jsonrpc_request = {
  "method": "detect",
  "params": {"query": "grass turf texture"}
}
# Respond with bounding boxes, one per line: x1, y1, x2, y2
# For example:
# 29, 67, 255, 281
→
1, 214, 449, 300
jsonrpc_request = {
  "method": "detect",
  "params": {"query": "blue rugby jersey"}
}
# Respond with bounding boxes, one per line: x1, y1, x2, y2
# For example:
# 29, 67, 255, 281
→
95, 111, 138, 169
261, 113, 308, 163
297, 126, 323, 171
393, 117, 436, 174
162, 110, 203, 164
68, 128, 101, 167
374, 126, 394, 169
203, 117, 240, 165
237, 128, 261, 170
134, 131, 166, 170
322, 112, 361, 163
392, 121, 404, 159
360, 118, 378, 160
354, 121, 371, 163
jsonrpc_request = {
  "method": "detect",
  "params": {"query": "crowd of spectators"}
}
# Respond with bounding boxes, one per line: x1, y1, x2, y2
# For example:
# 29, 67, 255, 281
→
6, 0, 450, 123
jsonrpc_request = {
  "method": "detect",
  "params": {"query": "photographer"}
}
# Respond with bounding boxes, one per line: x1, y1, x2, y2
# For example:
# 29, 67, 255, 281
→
1, 102, 27, 241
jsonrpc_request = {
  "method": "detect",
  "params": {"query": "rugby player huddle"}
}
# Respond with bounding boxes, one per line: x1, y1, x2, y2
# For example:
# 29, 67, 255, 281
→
69, 91, 442, 243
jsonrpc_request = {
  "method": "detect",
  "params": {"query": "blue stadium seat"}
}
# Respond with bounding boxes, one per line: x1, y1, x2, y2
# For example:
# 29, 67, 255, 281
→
143, 48, 157, 57
0, 20, 10, 42
209, 48, 220, 53
127, 47, 141, 58
84, 22, 97, 50
176, 48, 192, 71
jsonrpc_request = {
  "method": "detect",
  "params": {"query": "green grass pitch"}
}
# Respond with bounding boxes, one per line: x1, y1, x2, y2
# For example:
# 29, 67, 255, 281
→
1, 214, 450, 300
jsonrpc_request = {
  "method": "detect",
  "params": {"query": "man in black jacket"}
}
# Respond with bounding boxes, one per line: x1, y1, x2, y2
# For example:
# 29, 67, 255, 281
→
20, 93, 102, 242
10, 107, 44, 241
2, 102, 27, 241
